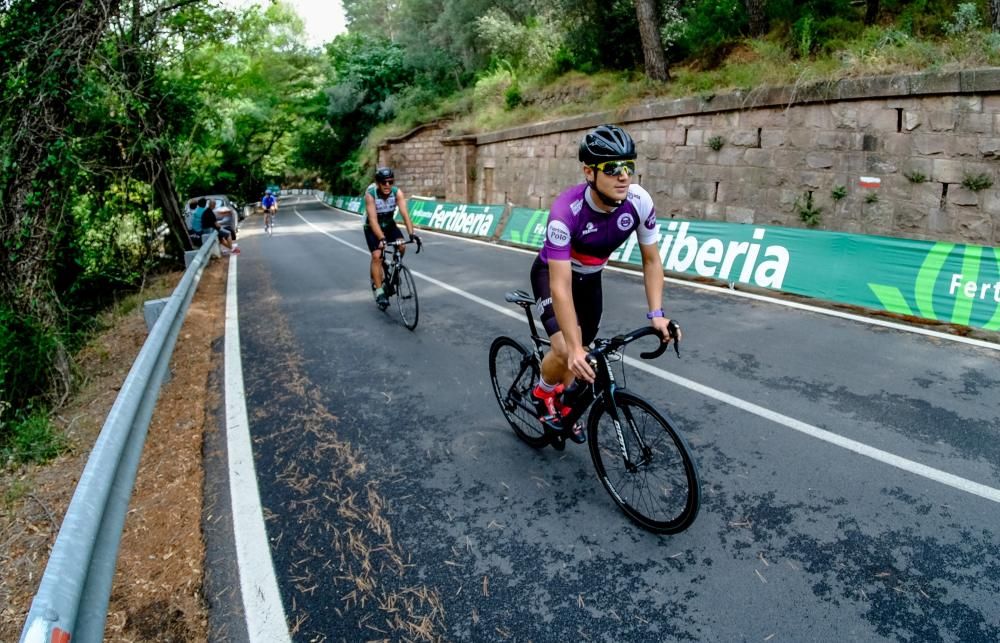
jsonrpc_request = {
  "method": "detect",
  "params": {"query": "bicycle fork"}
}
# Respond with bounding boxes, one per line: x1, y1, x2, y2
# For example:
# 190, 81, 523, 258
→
597, 380, 651, 473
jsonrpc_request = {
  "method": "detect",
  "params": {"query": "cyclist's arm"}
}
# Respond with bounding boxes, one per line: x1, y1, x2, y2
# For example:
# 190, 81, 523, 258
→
395, 188, 415, 236
639, 241, 674, 341
364, 192, 384, 241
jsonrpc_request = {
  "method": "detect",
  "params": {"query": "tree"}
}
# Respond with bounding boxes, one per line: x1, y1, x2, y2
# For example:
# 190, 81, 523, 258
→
745, 0, 769, 36
635, 0, 669, 81
991, 0, 1000, 31
0, 0, 122, 403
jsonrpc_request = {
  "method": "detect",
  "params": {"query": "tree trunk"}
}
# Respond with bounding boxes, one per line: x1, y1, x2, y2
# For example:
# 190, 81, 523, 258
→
865, 0, 880, 26
149, 149, 195, 256
745, 0, 769, 37
990, 0, 1000, 31
634, 0, 669, 82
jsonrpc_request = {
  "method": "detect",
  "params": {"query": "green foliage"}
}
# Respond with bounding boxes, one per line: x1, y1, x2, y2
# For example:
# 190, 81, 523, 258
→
2, 405, 66, 465
904, 170, 927, 183
707, 135, 725, 151
945, 3, 983, 35
865, 192, 880, 204
0, 306, 60, 416
675, 0, 747, 65
795, 191, 823, 226
831, 185, 847, 200
961, 173, 993, 191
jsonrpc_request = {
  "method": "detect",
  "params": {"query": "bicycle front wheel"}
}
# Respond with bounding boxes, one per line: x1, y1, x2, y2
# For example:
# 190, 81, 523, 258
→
488, 337, 547, 448
394, 265, 419, 330
587, 391, 700, 534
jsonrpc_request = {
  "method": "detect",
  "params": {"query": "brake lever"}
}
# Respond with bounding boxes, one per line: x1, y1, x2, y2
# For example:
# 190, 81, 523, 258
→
667, 319, 681, 357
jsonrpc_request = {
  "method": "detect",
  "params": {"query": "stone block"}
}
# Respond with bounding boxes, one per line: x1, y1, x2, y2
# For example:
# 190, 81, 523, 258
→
738, 108, 786, 128
773, 149, 808, 169
689, 182, 713, 201
725, 206, 755, 224
982, 190, 1000, 215
798, 171, 828, 190
954, 210, 994, 242
760, 129, 787, 148
904, 111, 922, 131
959, 113, 994, 134
953, 136, 982, 158
928, 111, 957, 132
894, 204, 929, 233
816, 131, 858, 150
674, 147, 697, 163
744, 148, 773, 167
806, 152, 834, 169
687, 129, 705, 146
859, 108, 899, 132
913, 135, 951, 156
831, 105, 859, 129
665, 127, 686, 145
949, 186, 980, 206
862, 201, 894, 234
932, 159, 965, 183
717, 147, 745, 166
729, 129, 760, 147
704, 203, 724, 221
866, 156, 897, 174
907, 71, 961, 95
882, 133, 912, 156
960, 68, 1000, 94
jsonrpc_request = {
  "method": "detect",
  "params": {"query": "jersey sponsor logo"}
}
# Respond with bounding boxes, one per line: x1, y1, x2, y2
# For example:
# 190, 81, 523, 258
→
547, 220, 571, 247
582, 222, 598, 236
644, 212, 657, 229
616, 212, 634, 231
570, 199, 584, 216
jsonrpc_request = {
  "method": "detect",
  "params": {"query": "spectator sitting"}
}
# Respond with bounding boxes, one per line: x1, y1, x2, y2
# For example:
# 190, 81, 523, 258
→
198, 197, 239, 255
185, 198, 200, 231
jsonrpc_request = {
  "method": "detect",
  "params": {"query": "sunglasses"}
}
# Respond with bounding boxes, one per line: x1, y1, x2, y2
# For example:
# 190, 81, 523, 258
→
378, 179, 394, 185
591, 159, 636, 177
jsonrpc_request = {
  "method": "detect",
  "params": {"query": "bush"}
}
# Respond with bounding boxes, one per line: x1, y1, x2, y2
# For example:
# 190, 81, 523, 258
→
2, 405, 66, 465
0, 305, 60, 417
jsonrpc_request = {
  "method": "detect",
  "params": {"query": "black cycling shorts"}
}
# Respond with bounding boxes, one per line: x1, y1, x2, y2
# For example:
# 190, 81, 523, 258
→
364, 220, 404, 252
530, 256, 603, 346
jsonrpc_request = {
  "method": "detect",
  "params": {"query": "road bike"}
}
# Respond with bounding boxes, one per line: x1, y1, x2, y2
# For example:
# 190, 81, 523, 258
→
488, 289, 700, 534
264, 206, 276, 236
373, 237, 422, 330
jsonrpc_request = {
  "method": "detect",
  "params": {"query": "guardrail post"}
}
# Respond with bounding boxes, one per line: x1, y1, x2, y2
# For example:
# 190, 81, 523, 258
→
143, 298, 169, 332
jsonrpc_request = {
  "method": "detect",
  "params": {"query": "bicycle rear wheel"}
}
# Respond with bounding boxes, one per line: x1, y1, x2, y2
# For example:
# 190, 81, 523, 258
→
488, 337, 546, 448
587, 391, 700, 534
394, 265, 418, 330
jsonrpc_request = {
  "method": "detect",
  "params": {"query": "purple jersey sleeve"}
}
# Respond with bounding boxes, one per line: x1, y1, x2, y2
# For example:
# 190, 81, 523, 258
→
541, 184, 588, 262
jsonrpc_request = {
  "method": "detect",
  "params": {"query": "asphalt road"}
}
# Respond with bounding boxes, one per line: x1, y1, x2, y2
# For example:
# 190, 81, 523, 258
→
225, 194, 1000, 642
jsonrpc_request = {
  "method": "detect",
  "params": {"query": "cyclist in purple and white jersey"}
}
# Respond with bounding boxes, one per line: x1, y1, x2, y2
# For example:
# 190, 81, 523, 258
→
529, 124, 680, 442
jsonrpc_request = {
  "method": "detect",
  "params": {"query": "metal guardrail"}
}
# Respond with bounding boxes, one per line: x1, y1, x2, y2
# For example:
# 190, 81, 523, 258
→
20, 235, 220, 643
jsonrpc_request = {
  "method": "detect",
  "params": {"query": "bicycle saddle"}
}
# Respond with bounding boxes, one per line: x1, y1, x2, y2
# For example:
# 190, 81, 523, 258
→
504, 290, 534, 305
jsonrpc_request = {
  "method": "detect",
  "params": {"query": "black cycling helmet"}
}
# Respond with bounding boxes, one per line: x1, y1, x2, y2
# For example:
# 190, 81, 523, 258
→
375, 167, 394, 182
578, 124, 637, 165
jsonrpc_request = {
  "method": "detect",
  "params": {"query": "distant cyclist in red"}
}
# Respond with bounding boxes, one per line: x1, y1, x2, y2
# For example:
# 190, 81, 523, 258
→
530, 124, 680, 442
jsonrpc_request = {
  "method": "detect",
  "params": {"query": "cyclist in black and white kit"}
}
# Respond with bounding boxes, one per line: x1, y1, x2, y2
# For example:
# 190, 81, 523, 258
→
530, 124, 680, 442
364, 167, 419, 308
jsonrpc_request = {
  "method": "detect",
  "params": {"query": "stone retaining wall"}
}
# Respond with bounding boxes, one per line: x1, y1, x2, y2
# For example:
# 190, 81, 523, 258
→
381, 69, 1000, 246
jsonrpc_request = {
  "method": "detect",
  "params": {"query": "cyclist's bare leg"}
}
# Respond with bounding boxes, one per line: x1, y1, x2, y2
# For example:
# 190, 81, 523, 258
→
370, 251, 384, 288
540, 330, 579, 388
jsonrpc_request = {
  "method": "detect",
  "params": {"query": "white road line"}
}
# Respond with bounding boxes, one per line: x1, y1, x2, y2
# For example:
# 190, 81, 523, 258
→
312, 198, 999, 352
297, 208, 1000, 505
225, 257, 292, 642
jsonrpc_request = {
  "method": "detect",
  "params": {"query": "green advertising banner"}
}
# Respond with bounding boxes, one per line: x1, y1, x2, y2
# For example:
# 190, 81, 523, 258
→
405, 199, 505, 237
500, 208, 1000, 330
